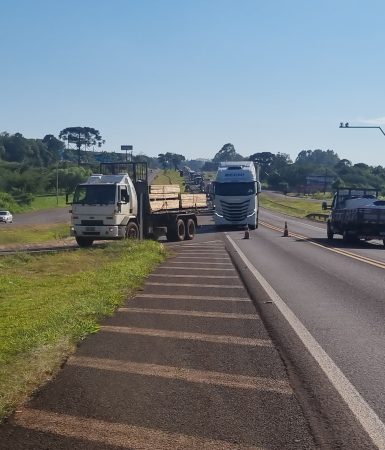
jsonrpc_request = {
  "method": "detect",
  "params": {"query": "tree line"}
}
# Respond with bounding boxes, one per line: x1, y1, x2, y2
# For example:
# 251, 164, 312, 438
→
2, 128, 385, 212
203, 143, 385, 194
0, 128, 197, 210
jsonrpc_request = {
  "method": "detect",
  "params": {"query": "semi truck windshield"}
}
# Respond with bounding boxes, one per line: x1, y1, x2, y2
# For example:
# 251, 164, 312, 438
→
73, 185, 116, 205
215, 182, 255, 196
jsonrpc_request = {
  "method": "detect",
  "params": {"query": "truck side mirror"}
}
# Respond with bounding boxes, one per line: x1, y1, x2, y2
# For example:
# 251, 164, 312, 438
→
256, 181, 261, 194
322, 201, 328, 210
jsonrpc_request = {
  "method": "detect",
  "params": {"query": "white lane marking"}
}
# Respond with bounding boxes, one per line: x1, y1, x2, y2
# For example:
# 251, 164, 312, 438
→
146, 282, 243, 288
118, 307, 258, 320
68, 357, 289, 393
174, 256, 229, 260
159, 267, 236, 271
150, 274, 238, 279
226, 234, 385, 450
165, 262, 232, 266
16, 409, 265, 450
136, 294, 250, 301
101, 325, 272, 347
173, 252, 228, 255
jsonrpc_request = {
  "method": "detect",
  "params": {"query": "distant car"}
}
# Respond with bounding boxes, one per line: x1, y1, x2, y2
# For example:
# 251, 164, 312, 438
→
0, 210, 13, 223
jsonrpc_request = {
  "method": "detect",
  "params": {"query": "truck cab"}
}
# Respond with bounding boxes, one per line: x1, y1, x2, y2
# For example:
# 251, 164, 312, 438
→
213, 161, 261, 229
70, 173, 139, 247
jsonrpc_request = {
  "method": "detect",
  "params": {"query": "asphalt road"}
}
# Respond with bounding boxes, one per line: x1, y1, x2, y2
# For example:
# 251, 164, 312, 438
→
7, 207, 71, 226
222, 208, 385, 449
3, 205, 385, 448
0, 228, 316, 449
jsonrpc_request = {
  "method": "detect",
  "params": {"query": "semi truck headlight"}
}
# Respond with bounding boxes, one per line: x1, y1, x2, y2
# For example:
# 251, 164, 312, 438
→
109, 227, 114, 232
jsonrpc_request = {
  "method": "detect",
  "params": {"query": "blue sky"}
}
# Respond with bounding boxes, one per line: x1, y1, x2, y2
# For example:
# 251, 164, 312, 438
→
1, 0, 385, 165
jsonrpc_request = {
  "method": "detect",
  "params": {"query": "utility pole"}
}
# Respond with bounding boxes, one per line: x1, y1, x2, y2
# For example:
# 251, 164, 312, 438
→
339, 122, 385, 136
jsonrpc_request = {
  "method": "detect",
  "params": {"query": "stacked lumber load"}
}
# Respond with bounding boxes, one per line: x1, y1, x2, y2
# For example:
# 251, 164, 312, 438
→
149, 185, 180, 212
149, 185, 207, 212
180, 193, 207, 209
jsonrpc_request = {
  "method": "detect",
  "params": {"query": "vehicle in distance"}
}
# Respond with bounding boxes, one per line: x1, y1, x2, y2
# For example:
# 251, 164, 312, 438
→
324, 187, 385, 245
0, 210, 13, 223
213, 161, 261, 229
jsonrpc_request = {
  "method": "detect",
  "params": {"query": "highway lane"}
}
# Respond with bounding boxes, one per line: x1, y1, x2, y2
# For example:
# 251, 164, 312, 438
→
261, 208, 385, 261
223, 208, 385, 448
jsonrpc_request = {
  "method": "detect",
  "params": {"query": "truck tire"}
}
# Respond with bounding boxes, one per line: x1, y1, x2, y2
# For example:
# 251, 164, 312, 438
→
185, 218, 195, 240
167, 219, 185, 242
125, 222, 139, 239
76, 237, 94, 248
327, 222, 334, 240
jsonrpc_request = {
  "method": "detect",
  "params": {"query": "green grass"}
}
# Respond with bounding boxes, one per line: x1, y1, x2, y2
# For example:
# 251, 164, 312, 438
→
260, 192, 326, 218
29, 195, 67, 210
0, 240, 166, 421
1, 195, 68, 214
152, 170, 185, 192
0, 223, 70, 246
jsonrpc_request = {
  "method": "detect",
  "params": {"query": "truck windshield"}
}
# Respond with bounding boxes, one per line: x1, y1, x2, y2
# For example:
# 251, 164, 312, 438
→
215, 182, 255, 196
73, 185, 116, 205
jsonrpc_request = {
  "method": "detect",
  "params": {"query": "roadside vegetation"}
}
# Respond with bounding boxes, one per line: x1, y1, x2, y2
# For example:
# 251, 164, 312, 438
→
0, 223, 70, 246
152, 169, 185, 191
0, 240, 166, 421
260, 191, 326, 218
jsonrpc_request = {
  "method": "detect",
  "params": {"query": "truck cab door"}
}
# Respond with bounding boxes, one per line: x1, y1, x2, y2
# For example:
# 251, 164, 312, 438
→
118, 186, 132, 214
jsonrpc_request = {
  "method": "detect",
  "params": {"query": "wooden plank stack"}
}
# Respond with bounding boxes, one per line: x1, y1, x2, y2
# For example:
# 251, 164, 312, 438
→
180, 193, 207, 209
149, 185, 207, 212
149, 185, 181, 212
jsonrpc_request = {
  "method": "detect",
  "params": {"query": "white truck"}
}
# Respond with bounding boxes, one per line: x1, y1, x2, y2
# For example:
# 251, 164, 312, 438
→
324, 187, 385, 245
68, 162, 206, 247
213, 161, 261, 229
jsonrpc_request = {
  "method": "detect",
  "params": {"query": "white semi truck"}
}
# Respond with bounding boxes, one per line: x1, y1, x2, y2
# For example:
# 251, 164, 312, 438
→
68, 162, 206, 247
213, 161, 261, 229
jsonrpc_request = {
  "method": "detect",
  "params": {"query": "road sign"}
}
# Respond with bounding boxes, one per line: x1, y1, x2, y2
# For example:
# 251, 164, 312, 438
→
121, 145, 133, 151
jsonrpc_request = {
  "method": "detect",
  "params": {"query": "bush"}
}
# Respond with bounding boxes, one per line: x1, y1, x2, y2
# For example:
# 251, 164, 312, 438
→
0, 192, 20, 212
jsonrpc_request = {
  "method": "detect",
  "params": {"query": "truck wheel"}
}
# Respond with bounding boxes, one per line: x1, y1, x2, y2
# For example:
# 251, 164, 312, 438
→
327, 222, 334, 240
126, 222, 139, 239
185, 218, 195, 240
167, 219, 185, 241
76, 237, 94, 248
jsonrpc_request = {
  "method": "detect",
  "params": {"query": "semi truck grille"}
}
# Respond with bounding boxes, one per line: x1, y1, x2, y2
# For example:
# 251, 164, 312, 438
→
81, 220, 104, 226
220, 199, 250, 222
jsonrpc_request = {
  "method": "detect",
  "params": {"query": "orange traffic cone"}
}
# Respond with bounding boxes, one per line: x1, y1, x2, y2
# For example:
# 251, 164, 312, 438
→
283, 221, 289, 237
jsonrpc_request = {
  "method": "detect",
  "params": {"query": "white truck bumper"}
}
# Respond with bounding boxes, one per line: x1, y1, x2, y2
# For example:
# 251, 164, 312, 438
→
71, 225, 125, 239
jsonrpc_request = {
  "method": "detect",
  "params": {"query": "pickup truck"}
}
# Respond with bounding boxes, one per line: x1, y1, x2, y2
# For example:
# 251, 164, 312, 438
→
323, 188, 385, 245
